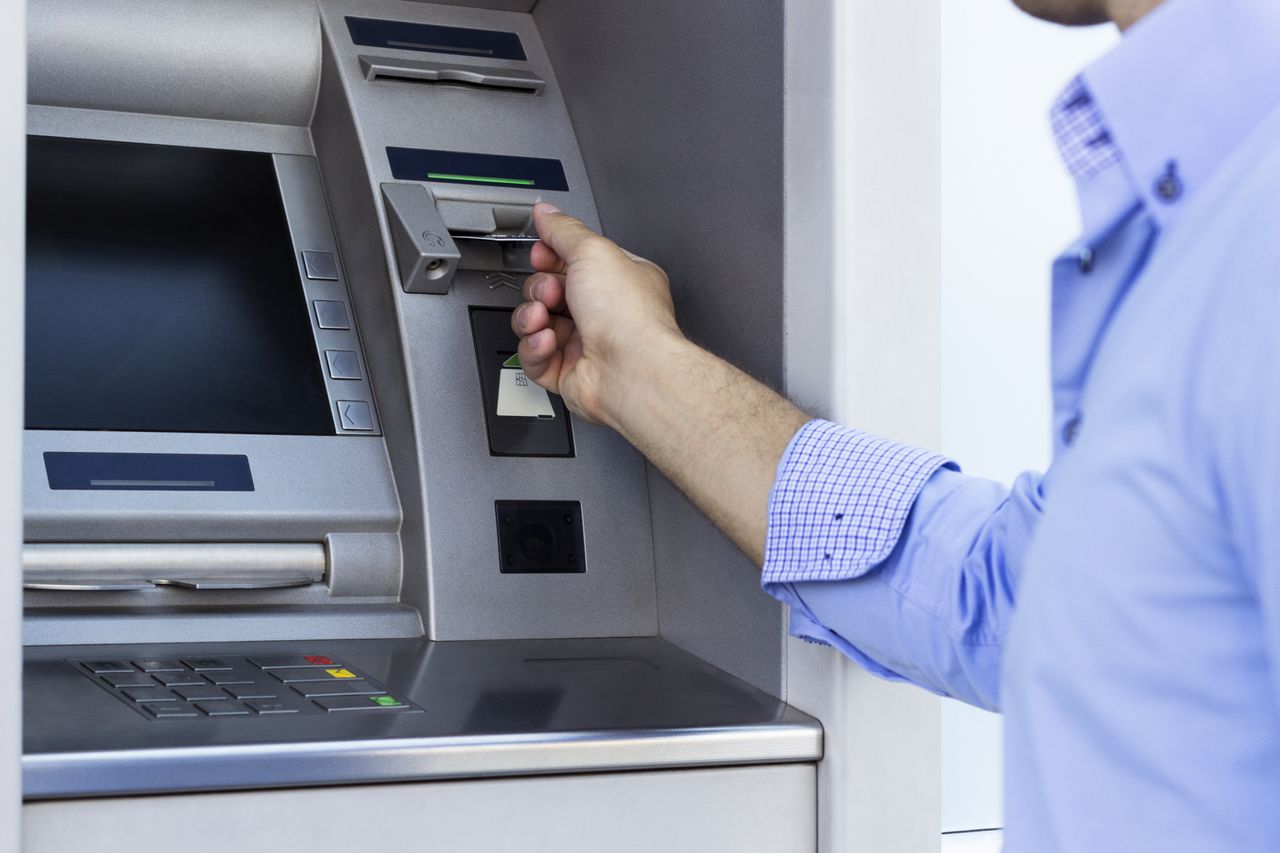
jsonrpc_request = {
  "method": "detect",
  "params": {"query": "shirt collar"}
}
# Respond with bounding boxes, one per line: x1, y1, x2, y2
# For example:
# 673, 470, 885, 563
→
1055, 0, 1280, 231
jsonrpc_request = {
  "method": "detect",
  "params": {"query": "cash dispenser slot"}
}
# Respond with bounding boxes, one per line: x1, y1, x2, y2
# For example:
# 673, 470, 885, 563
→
22, 543, 326, 591
359, 55, 544, 95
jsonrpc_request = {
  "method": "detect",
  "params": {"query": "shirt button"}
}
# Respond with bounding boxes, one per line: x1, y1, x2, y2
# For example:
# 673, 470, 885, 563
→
1155, 160, 1183, 203
1077, 247, 1095, 274
1062, 415, 1082, 446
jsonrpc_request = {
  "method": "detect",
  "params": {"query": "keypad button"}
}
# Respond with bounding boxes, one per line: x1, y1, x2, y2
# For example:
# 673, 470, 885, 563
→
270, 667, 364, 684
174, 685, 228, 702
181, 658, 233, 671
147, 704, 199, 719
226, 684, 278, 700
248, 655, 339, 670
204, 671, 257, 686
246, 701, 300, 715
133, 659, 185, 672
122, 687, 179, 704
153, 671, 209, 688
195, 701, 250, 717
103, 672, 156, 689
314, 694, 409, 712
291, 681, 386, 698
83, 660, 134, 674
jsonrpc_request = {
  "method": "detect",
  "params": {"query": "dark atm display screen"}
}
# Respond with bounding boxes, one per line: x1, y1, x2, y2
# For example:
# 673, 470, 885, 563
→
25, 136, 333, 435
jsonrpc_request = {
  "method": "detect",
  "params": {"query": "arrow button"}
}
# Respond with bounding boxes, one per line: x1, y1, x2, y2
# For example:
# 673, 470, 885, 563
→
337, 400, 374, 431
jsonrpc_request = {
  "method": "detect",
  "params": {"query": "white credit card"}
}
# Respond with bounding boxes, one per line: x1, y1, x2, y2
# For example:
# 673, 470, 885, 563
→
497, 367, 555, 419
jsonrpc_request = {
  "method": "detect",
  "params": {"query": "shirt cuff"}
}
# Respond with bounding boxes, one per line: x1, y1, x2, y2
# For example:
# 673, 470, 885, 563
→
762, 419, 952, 584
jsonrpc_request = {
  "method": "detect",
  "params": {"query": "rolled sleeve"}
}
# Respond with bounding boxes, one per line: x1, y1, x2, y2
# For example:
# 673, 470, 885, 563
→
763, 419, 953, 584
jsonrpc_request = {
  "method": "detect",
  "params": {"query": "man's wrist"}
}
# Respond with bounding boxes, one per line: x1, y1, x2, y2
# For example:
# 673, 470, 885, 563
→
593, 328, 694, 437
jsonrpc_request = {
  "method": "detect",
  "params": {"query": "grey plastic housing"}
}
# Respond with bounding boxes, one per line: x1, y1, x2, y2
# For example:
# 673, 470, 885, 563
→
382, 182, 462, 293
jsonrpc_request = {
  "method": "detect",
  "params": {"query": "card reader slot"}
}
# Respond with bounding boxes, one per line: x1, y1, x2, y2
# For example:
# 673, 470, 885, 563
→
359, 55, 544, 95
22, 542, 327, 591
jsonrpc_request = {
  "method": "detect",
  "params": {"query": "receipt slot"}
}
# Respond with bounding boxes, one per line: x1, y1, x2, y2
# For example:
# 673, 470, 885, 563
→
470, 307, 573, 457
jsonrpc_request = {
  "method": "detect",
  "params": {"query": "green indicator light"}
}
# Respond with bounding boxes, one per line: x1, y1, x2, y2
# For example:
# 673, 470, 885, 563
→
427, 172, 536, 187
373, 695, 404, 706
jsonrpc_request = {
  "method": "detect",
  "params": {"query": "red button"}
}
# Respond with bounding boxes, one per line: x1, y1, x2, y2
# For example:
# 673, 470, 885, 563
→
304, 655, 335, 665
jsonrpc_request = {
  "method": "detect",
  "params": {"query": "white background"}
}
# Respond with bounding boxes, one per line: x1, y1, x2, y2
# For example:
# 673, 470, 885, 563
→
937, 0, 1114, 836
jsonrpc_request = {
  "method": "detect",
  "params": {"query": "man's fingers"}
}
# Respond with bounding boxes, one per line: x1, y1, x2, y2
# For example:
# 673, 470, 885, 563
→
532, 202, 614, 267
521, 272, 568, 314
530, 241, 568, 275
517, 327, 561, 388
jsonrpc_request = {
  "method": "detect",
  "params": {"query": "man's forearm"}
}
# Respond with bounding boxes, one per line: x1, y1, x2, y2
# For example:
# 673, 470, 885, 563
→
597, 332, 811, 566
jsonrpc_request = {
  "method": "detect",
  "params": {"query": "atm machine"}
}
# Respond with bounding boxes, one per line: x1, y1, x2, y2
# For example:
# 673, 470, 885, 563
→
14, 1, 834, 850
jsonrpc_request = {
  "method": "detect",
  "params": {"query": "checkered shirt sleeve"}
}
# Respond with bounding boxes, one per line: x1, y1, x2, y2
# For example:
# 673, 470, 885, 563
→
763, 420, 952, 584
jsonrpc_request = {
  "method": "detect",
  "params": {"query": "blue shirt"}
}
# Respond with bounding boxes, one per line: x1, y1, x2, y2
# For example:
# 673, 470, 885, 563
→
761, 1, 1280, 850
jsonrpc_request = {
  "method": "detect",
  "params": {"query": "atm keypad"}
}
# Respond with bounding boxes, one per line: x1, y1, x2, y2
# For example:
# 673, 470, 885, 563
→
72, 654, 420, 721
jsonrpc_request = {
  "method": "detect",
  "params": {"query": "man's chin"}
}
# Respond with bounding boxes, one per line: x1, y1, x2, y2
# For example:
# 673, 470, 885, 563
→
1010, 0, 1112, 26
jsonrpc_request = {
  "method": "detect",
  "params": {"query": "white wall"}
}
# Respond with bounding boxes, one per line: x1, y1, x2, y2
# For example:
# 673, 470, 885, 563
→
0, 0, 24, 846
938, 0, 1115, 834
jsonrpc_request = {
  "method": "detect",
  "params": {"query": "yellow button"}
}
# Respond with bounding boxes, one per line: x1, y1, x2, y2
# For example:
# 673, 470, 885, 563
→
325, 668, 357, 679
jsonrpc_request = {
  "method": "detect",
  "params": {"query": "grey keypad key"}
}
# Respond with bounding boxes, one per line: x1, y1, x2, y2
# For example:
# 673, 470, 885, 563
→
195, 701, 250, 717
204, 670, 257, 686
147, 704, 199, 719
291, 681, 386, 698
249, 655, 340, 669
270, 667, 364, 684
246, 701, 299, 715
122, 687, 179, 703
133, 659, 185, 672
314, 694, 409, 712
153, 671, 208, 687
226, 684, 277, 700
181, 658, 233, 671
174, 685, 228, 702
83, 660, 134, 674
103, 672, 156, 689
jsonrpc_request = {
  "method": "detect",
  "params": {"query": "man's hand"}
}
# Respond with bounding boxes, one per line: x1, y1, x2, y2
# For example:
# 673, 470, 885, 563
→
512, 203, 681, 430
511, 203, 810, 567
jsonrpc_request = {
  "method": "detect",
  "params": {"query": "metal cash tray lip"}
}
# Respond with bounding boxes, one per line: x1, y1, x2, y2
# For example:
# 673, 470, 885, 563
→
23, 713, 822, 799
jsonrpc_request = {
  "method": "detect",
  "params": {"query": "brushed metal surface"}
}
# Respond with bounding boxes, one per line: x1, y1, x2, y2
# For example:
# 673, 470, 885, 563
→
24, 543, 328, 581
24, 636, 822, 798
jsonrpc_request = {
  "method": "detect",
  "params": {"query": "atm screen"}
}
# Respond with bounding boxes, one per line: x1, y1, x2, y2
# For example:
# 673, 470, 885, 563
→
25, 136, 333, 435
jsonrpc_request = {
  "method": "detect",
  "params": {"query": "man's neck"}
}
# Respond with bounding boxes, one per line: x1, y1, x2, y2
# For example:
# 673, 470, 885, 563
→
1110, 0, 1166, 31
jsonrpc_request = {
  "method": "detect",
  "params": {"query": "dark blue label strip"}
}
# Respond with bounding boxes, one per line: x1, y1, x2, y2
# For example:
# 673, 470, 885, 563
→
44, 452, 255, 491
346, 16, 527, 61
387, 147, 569, 192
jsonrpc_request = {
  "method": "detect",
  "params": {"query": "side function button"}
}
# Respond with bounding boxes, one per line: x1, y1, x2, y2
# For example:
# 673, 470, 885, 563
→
337, 401, 374, 431
314, 694, 409, 712
302, 250, 340, 281
313, 300, 351, 330
325, 350, 363, 381
249, 655, 338, 669
83, 660, 134, 674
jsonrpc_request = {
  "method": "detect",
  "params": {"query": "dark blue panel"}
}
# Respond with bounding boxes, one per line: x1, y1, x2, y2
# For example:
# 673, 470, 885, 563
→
44, 452, 255, 491
346, 16, 527, 61
387, 147, 568, 192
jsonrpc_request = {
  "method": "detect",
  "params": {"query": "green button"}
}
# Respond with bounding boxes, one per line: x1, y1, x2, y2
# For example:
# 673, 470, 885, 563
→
372, 695, 403, 707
